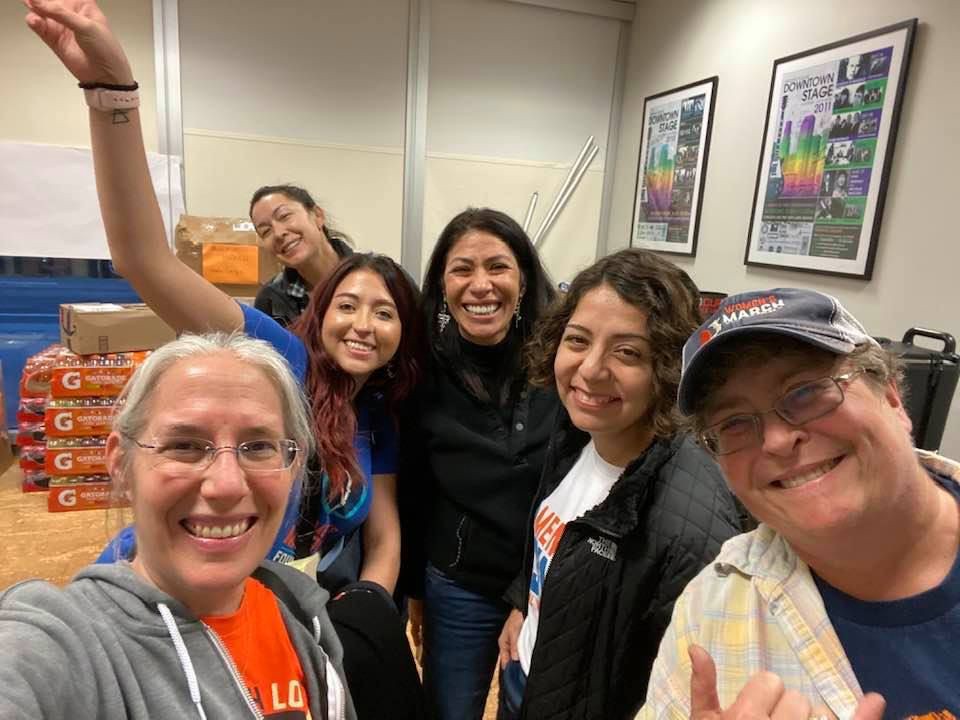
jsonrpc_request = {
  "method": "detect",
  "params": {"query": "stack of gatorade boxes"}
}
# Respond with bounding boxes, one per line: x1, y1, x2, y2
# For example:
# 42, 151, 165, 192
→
42, 349, 149, 512
16, 346, 62, 492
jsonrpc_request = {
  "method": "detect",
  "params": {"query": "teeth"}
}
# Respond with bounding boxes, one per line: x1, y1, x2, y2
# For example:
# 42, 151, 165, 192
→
777, 458, 841, 489
345, 340, 373, 351
464, 304, 499, 316
186, 519, 251, 539
575, 389, 614, 406
280, 239, 300, 254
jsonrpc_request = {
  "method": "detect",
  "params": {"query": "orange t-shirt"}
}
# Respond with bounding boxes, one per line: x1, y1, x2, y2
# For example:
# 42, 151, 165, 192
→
203, 577, 312, 718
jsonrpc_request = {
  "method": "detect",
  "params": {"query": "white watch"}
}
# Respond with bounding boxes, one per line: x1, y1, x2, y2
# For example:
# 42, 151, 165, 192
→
83, 87, 140, 112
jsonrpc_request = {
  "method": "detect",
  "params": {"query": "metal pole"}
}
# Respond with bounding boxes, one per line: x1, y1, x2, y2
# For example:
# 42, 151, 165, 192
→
534, 143, 599, 248
532, 135, 596, 245
522, 192, 539, 233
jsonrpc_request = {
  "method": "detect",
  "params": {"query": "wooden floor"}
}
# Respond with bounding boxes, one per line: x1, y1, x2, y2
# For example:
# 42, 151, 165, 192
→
0, 462, 500, 718
0, 464, 115, 588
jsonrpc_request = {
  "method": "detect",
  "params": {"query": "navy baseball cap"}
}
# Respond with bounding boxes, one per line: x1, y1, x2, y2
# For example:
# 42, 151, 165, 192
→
678, 288, 877, 415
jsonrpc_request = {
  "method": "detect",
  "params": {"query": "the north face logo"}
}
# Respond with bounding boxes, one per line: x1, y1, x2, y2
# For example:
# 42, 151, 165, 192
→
588, 536, 618, 561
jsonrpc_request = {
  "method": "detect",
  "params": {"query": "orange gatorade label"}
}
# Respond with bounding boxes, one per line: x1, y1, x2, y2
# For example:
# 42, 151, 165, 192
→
45, 403, 115, 437
49, 366, 133, 398
47, 481, 124, 512
45, 439, 108, 476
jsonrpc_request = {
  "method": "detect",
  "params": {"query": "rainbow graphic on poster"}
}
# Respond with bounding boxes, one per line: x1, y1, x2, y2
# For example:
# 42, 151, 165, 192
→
778, 114, 826, 197
644, 143, 675, 212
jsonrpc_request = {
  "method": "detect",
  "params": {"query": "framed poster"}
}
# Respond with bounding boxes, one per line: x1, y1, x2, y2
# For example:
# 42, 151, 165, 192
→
745, 20, 917, 279
631, 76, 718, 256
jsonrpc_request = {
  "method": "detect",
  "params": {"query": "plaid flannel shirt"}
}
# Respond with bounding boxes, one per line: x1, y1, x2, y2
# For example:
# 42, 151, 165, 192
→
637, 450, 960, 720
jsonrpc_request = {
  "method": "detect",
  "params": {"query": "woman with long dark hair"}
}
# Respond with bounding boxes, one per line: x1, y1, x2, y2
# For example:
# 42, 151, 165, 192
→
250, 183, 353, 327
402, 208, 558, 720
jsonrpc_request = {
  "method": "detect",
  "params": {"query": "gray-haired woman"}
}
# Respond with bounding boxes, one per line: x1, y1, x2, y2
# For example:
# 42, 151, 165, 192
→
0, 333, 354, 719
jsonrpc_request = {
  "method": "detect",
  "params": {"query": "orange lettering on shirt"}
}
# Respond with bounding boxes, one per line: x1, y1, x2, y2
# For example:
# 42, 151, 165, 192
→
534, 506, 554, 535
546, 522, 567, 556
544, 515, 563, 544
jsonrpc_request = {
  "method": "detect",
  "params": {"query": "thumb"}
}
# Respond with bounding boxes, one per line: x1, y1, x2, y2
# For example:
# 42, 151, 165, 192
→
689, 644, 722, 718
852, 693, 886, 720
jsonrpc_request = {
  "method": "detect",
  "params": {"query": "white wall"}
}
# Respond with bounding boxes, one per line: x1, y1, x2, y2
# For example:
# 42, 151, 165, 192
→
608, 0, 960, 456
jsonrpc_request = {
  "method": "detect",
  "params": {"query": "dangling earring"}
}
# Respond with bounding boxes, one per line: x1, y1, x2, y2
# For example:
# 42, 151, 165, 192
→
514, 288, 525, 328
438, 298, 451, 333
386, 361, 396, 379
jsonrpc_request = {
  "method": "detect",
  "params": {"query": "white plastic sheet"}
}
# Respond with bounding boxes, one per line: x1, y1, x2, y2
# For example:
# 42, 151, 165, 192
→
0, 140, 185, 259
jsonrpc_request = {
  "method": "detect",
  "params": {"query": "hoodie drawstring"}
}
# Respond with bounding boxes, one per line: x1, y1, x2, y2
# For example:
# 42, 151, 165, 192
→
313, 615, 346, 720
158, 602, 209, 720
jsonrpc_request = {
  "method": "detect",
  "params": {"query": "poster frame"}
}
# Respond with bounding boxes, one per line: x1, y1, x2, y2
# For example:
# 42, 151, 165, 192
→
744, 19, 918, 280
630, 76, 718, 257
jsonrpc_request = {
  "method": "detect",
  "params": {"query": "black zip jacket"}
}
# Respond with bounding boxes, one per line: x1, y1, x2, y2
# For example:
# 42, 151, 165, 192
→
505, 414, 743, 720
399, 358, 560, 599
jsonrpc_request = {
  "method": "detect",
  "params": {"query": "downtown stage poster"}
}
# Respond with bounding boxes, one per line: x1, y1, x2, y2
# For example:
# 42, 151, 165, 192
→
745, 20, 917, 279
631, 77, 717, 256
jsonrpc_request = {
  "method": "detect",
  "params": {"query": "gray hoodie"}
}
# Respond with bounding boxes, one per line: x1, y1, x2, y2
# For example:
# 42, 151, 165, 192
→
0, 561, 356, 720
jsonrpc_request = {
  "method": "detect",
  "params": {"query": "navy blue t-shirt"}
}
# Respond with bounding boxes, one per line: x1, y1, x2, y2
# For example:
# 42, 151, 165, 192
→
814, 471, 960, 719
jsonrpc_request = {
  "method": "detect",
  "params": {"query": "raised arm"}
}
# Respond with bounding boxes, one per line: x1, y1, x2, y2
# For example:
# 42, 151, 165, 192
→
25, 0, 242, 333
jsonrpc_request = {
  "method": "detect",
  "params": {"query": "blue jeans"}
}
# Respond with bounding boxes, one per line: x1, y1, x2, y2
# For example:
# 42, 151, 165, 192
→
496, 660, 527, 720
422, 563, 510, 720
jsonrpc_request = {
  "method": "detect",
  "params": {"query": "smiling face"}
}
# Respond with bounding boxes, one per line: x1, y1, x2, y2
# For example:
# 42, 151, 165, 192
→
321, 268, 402, 385
706, 351, 916, 548
554, 284, 656, 466
443, 230, 523, 346
109, 352, 295, 616
251, 192, 327, 270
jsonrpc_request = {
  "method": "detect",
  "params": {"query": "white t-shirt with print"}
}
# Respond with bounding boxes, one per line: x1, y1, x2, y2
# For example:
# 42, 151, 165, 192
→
517, 440, 623, 674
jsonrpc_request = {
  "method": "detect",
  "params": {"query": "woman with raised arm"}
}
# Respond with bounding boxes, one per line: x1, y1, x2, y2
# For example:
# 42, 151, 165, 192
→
26, 0, 423, 599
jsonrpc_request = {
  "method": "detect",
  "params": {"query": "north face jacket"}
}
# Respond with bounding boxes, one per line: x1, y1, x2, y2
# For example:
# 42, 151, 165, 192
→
506, 415, 743, 720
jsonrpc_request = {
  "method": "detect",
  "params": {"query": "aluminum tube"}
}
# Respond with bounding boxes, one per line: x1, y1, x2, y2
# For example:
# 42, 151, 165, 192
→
522, 192, 539, 233
532, 135, 596, 245
534, 143, 599, 248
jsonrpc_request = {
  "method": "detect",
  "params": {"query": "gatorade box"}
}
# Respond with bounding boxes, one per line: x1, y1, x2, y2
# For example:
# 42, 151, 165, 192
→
48, 351, 149, 399
48, 476, 124, 512
45, 437, 108, 476
45, 398, 115, 437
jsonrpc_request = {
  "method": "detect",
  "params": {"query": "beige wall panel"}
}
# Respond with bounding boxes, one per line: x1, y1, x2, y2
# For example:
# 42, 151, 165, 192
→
183, 132, 403, 260
609, 0, 960, 456
1, 0, 158, 152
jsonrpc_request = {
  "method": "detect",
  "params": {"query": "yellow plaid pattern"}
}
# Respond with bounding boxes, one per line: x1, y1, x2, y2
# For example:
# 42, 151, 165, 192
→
637, 451, 960, 720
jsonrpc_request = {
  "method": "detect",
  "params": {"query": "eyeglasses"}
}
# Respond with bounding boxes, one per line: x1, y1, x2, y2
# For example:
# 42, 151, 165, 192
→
132, 437, 299, 473
699, 370, 866, 456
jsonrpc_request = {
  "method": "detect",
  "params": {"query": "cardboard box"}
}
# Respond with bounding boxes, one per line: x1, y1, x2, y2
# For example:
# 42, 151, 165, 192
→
60, 303, 175, 355
175, 215, 281, 297
48, 479, 125, 512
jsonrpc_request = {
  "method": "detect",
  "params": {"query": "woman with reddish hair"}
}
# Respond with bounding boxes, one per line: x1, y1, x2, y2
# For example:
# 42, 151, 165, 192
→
33, 0, 426, 596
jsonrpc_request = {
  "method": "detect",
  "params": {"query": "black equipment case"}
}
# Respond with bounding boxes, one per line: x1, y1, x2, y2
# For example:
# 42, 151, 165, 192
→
875, 329, 959, 452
